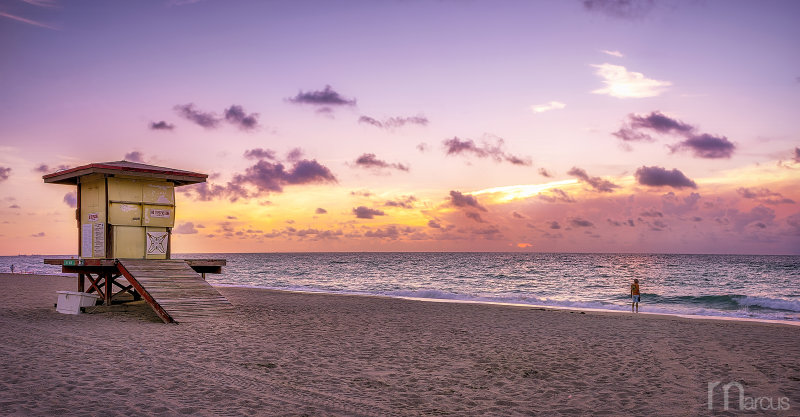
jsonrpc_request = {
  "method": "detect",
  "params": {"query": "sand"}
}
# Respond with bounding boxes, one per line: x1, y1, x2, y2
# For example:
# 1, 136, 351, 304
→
0, 273, 798, 416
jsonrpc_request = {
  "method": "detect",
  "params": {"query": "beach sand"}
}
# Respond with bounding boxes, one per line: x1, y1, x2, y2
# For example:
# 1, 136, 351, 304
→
1, 273, 798, 416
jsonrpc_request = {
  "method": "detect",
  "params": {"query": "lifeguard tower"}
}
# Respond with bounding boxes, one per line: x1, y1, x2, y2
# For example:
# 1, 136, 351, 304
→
43, 161, 231, 323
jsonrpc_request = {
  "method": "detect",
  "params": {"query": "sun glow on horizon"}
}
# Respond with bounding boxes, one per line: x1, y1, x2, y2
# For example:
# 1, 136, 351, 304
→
469, 179, 580, 203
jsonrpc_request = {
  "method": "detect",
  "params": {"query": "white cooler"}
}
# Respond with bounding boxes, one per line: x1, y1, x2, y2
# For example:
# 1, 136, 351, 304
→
56, 291, 100, 314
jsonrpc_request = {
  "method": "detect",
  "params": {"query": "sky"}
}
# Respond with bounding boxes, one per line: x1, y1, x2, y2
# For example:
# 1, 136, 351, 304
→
1, 0, 799, 255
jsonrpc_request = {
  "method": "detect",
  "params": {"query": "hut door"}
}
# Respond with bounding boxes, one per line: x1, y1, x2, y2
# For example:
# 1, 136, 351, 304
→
145, 227, 168, 259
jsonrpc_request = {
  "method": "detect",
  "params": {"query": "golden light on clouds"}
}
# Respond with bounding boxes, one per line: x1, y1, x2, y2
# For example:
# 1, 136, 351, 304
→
469, 179, 579, 203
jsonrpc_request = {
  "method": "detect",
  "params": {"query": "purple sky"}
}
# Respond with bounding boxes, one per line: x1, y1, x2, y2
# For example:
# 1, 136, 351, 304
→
1, 0, 799, 255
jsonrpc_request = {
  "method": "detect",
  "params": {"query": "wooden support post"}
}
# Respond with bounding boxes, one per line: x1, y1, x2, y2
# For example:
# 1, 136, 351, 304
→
78, 273, 85, 292
104, 272, 112, 305
76, 179, 81, 257
104, 176, 111, 259
166, 228, 172, 260
109, 274, 138, 301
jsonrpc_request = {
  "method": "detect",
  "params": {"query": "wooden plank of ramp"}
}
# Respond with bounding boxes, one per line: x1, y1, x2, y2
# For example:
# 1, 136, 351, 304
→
116, 259, 233, 323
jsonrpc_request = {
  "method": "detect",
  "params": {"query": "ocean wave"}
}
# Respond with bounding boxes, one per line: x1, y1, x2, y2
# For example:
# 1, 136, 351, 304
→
644, 294, 800, 312
734, 296, 800, 312
380, 289, 800, 320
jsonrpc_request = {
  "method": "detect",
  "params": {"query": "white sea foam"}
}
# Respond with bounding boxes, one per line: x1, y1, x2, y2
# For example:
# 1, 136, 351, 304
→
734, 296, 800, 312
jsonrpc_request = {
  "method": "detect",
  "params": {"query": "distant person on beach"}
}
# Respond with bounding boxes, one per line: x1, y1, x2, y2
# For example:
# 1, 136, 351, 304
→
630, 279, 640, 313
10, 264, 14, 274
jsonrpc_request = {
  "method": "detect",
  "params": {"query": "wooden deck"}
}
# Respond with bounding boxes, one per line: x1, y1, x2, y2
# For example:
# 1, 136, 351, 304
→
116, 259, 233, 323
43, 258, 227, 274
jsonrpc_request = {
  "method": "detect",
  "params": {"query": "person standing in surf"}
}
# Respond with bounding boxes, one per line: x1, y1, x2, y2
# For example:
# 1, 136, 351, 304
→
630, 279, 640, 313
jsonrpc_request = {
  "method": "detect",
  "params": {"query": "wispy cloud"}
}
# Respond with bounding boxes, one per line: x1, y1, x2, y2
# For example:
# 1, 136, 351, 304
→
570, 217, 594, 228
238, 159, 337, 195
353, 206, 385, 219
591, 63, 671, 98
262, 226, 344, 241
286, 148, 304, 162
358, 115, 428, 129
173, 103, 260, 130
287, 85, 356, 106
173, 222, 199, 234
630, 111, 693, 134
723, 205, 776, 233
33, 163, 70, 174
150, 121, 175, 130
538, 189, 576, 203
224, 105, 260, 131
63, 191, 77, 208
661, 192, 700, 216
613, 126, 655, 143
124, 151, 145, 162
443, 136, 531, 166
167, 0, 203, 5
531, 101, 566, 114
736, 187, 795, 205
384, 196, 417, 209
634, 166, 697, 189
364, 225, 404, 239
174, 103, 220, 128
608, 219, 635, 227
0, 11, 59, 30
0, 167, 11, 182
352, 153, 409, 173
583, 0, 656, 19
21, 0, 59, 7
670, 134, 735, 159
613, 111, 692, 142
567, 167, 619, 193
243, 148, 277, 160
600, 49, 624, 58
180, 152, 337, 202
449, 190, 486, 212
613, 111, 736, 158
464, 211, 486, 223
350, 190, 373, 198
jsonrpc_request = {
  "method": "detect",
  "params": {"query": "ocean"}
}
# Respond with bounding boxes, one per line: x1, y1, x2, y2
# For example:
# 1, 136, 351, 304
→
3, 252, 799, 322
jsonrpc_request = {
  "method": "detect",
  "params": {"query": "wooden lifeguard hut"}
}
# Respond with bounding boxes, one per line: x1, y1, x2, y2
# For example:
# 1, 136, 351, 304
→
42, 161, 231, 323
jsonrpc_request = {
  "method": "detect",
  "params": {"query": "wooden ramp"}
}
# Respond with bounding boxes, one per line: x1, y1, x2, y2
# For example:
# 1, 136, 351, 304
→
116, 259, 234, 323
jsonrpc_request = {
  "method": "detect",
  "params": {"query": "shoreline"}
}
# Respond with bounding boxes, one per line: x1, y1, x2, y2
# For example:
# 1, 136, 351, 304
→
2, 273, 799, 415
5, 272, 798, 327
214, 282, 800, 327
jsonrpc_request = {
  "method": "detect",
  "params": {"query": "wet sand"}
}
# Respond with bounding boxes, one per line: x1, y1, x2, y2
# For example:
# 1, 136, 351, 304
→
1, 273, 798, 416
